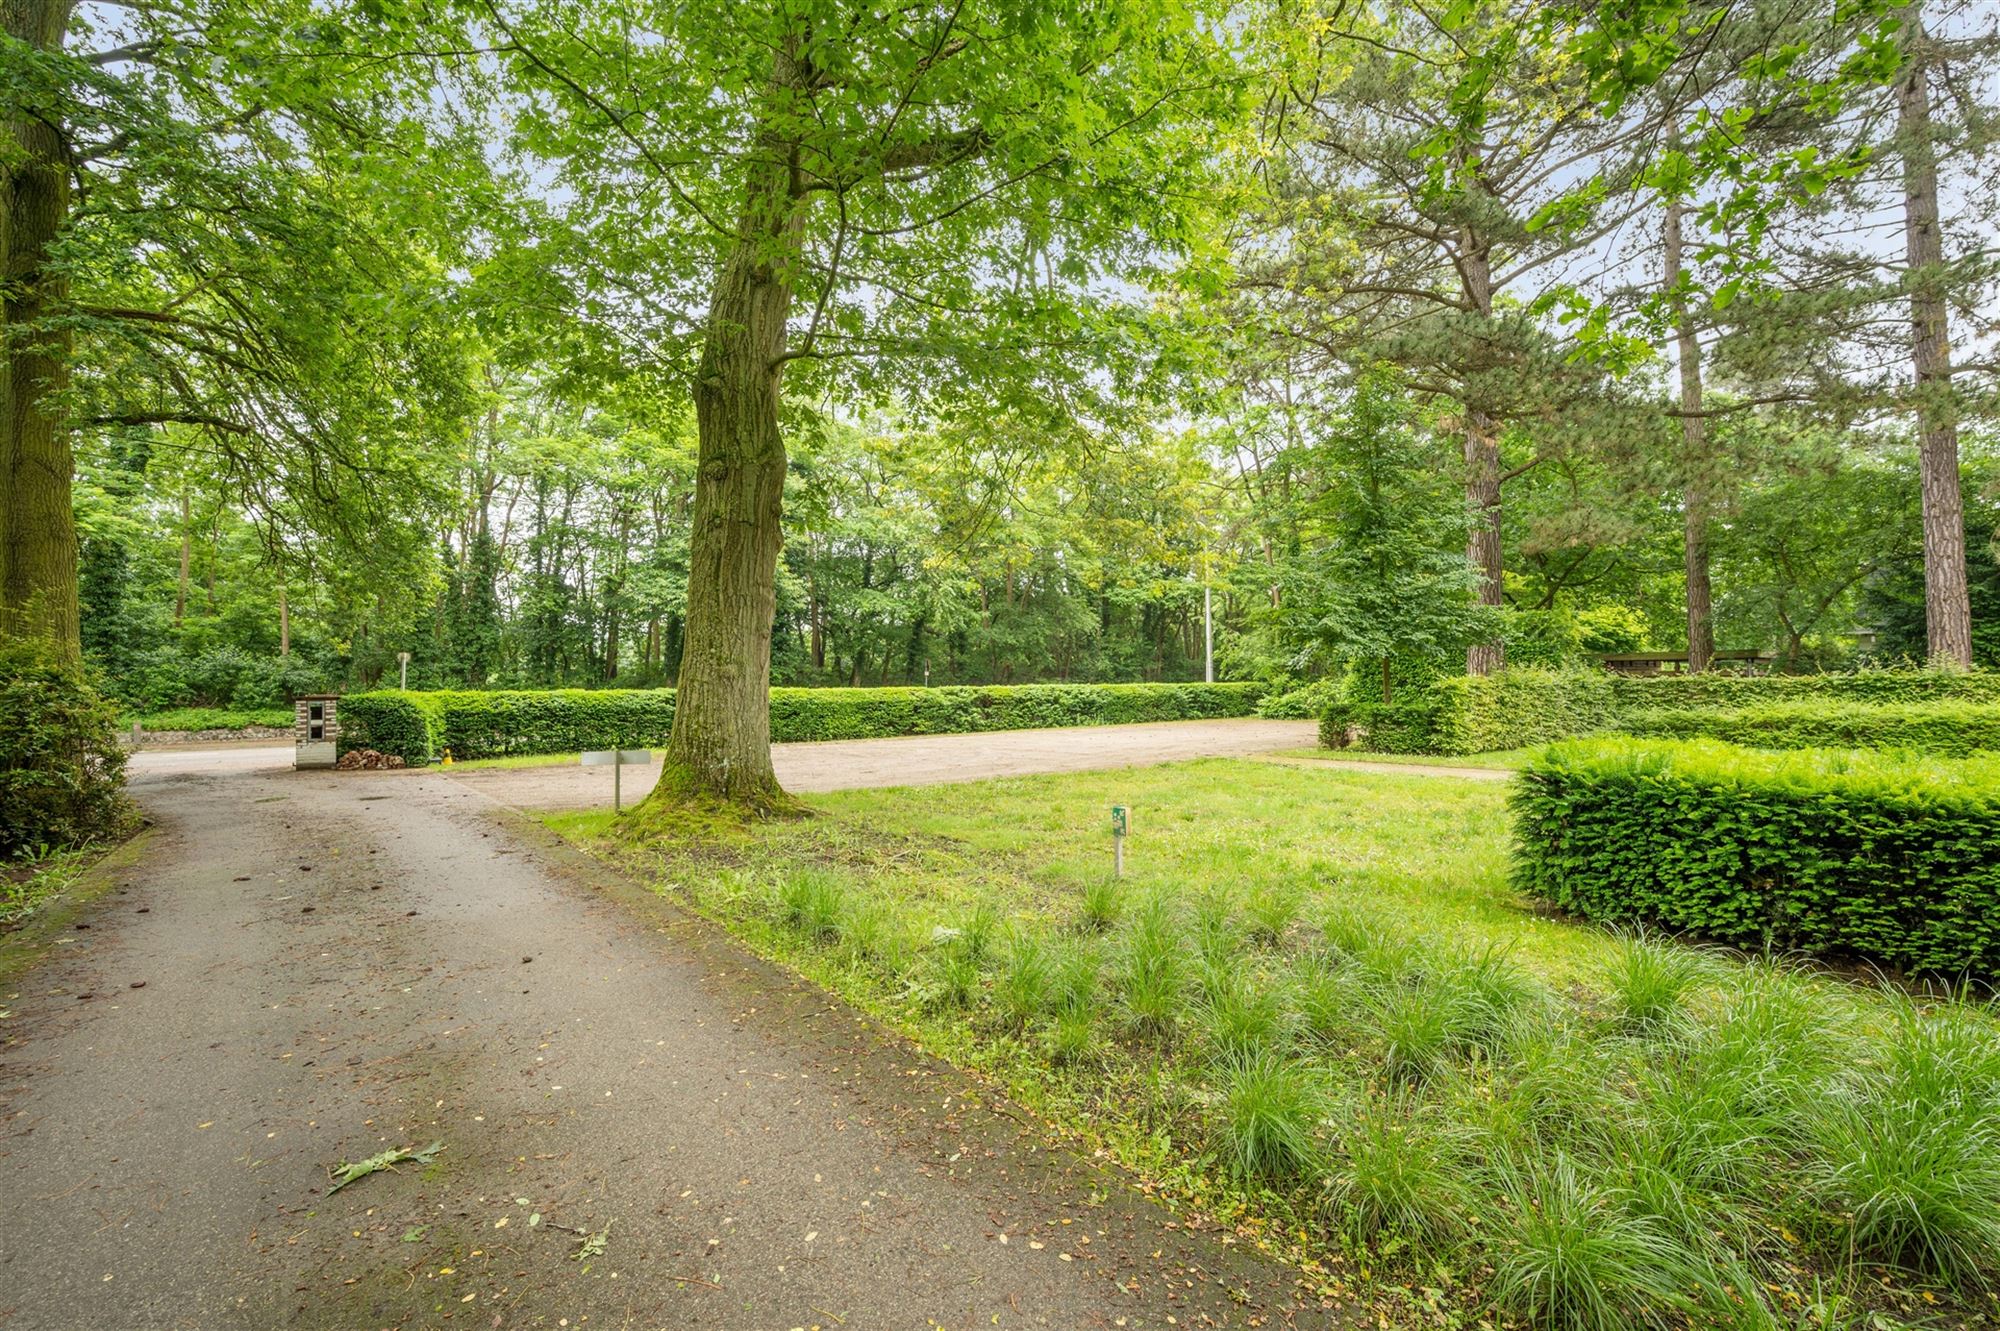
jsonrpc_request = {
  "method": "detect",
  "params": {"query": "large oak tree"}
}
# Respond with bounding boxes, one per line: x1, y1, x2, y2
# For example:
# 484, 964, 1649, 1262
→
482, 0, 1251, 809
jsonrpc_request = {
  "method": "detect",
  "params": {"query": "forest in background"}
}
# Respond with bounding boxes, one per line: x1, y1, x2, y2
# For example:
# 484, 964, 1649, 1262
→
3, 0, 1996, 792
76, 376, 1995, 715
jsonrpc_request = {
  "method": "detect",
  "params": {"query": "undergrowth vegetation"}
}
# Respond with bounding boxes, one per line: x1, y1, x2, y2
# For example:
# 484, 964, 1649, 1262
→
559, 761, 2000, 1330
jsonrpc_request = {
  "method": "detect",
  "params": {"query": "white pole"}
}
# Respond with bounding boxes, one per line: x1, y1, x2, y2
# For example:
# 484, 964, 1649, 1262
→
1203, 582, 1213, 684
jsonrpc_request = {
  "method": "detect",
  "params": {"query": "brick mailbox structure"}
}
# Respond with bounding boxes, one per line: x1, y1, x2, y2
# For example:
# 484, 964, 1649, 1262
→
294, 695, 340, 769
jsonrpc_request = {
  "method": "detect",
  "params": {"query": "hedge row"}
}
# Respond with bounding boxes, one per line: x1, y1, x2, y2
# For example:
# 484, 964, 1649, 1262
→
1621, 698, 2000, 757
1510, 738, 2000, 976
1324, 667, 2000, 756
1606, 667, 2000, 712
336, 682, 1267, 764
1321, 667, 1618, 756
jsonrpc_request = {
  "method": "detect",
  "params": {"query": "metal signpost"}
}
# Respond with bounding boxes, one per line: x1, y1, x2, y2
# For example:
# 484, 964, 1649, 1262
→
1111, 804, 1129, 878
581, 748, 656, 812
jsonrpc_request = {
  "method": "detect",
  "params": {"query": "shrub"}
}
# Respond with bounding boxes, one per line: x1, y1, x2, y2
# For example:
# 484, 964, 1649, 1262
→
337, 681, 1266, 765
129, 706, 293, 732
1324, 667, 1617, 756
336, 691, 447, 764
1620, 698, 2000, 757
0, 639, 130, 858
1256, 677, 1343, 719
1512, 738, 2000, 975
1606, 666, 2000, 714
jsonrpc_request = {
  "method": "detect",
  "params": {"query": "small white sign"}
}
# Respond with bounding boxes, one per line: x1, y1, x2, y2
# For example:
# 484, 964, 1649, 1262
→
580, 750, 655, 766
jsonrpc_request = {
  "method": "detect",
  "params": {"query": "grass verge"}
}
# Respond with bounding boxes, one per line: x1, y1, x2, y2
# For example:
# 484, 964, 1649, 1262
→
549, 758, 2000, 1330
1282, 747, 1535, 770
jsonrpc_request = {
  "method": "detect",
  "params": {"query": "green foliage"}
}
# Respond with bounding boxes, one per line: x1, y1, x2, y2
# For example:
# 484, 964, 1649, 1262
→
1597, 934, 1711, 1031
0, 639, 130, 859
777, 870, 845, 944
1622, 698, 2000, 756
1324, 667, 1617, 756
1606, 668, 2000, 712
1570, 605, 1648, 655
1255, 677, 1346, 720
995, 930, 1055, 1032
611, 760, 2000, 1322
128, 706, 292, 732
1117, 893, 1186, 1043
1481, 1153, 1699, 1331
1215, 1053, 1325, 1184
1324, 1092, 1465, 1245
1512, 739, 2000, 975
336, 692, 449, 764
1199, 970, 1293, 1063
766, 683, 1267, 742
1801, 997, 2000, 1284
339, 682, 1266, 765
1265, 370, 1492, 684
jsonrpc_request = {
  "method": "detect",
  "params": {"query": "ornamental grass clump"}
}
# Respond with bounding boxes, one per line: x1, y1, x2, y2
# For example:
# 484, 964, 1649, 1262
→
1117, 892, 1185, 1043
1216, 1051, 1325, 1184
995, 930, 1054, 1033
1800, 994, 2000, 1286
777, 869, 843, 944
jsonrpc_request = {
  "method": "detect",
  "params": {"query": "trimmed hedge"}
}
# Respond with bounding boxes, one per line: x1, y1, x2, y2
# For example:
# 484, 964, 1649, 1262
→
1511, 738, 2000, 975
1322, 667, 1618, 756
1621, 698, 2000, 757
1323, 667, 2000, 757
1607, 667, 2000, 713
336, 682, 1267, 765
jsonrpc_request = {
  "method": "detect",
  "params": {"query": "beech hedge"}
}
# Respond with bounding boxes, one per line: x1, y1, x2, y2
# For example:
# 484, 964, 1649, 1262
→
1511, 738, 2000, 976
1321, 667, 1618, 756
1621, 698, 2000, 757
336, 682, 1266, 764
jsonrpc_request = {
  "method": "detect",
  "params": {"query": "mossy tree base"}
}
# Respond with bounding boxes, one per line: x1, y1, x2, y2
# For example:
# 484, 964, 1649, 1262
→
617, 760, 811, 844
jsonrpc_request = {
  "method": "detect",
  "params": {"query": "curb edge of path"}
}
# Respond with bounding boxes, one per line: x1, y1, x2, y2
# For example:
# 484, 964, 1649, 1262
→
0, 827, 159, 989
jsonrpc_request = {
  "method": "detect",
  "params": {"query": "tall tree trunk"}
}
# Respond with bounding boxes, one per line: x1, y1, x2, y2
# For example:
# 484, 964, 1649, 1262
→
175, 491, 191, 625
278, 581, 290, 657
0, 0, 79, 657
1460, 224, 1504, 676
1663, 195, 1715, 672
1900, 9, 1972, 668
651, 65, 807, 810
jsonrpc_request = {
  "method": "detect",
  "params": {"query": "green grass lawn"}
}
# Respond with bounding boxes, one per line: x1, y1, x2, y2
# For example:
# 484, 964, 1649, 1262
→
1276, 746, 1536, 770
449, 751, 582, 771
551, 758, 2000, 1331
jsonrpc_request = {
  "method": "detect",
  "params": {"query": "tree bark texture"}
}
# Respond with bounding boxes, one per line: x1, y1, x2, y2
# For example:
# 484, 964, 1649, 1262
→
1663, 195, 1715, 672
1899, 9, 1973, 668
653, 58, 808, 809
1459, 221, 1504, 676
0, 0, 80, 657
